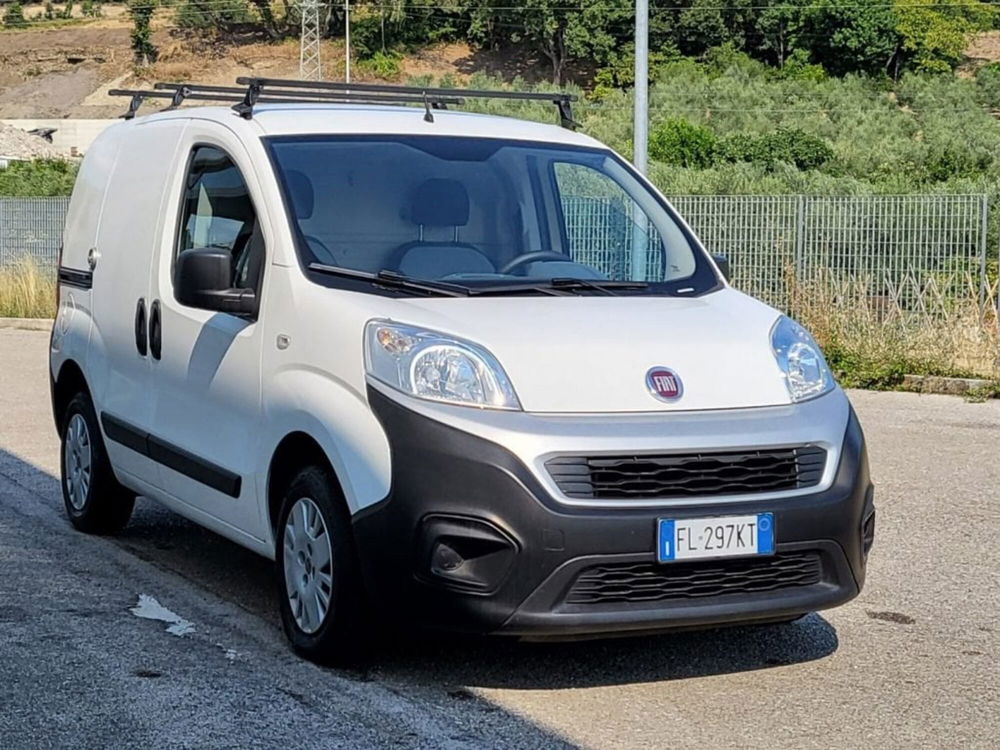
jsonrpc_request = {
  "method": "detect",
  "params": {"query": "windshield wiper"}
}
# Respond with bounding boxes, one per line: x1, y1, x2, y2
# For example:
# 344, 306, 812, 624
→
308, 263, 471, 297
548, 278, 650, 296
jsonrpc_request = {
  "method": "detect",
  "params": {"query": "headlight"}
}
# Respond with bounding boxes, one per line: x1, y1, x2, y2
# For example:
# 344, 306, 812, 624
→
770, 316, 834, 402
365, 321, 521, 410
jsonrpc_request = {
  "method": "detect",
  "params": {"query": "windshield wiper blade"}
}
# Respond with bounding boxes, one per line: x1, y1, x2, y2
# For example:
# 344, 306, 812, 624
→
464, 282, 570, 297
548, 278, 650, 295
308, 263, 470, 297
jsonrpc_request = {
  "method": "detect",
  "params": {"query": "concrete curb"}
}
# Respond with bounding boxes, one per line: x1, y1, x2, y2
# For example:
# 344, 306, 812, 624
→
0, 317, 53, 331
902, 374, 993, 396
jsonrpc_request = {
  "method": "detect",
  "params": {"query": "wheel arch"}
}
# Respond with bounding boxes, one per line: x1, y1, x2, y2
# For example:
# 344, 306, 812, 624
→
266, 431, 348, 538
52, 359, 90, 436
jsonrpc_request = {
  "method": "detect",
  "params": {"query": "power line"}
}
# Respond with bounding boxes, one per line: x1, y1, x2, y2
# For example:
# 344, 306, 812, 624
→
10, 0, 1000, 14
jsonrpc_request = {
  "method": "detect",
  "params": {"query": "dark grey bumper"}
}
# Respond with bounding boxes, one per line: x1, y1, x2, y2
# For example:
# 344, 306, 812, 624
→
354, 387, 874, 637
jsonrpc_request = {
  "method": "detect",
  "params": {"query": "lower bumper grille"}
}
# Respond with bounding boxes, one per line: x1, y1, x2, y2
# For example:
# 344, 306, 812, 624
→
564, 552, 822, 606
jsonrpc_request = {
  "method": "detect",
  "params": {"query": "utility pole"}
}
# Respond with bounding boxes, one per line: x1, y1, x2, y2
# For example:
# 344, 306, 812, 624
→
633, 0, 648, 175
299, 0, 322, 81
344, 0, 351, 83
630, 0, 650, 280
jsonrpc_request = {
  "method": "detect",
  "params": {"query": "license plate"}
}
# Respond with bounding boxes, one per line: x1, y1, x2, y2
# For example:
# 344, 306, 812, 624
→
657, 513, 774, 563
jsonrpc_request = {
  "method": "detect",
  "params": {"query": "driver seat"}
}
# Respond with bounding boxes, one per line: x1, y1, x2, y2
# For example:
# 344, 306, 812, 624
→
393, 179, 495, 278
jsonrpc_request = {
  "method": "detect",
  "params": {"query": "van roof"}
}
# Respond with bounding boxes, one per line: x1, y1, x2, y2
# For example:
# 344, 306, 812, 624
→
127, 103, 604, 150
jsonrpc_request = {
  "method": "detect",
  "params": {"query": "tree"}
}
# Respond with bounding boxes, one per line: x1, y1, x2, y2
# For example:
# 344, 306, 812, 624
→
799, 0, 900, 77
127, 0, 157, 66
754, 0, 808, 68
467, 0, 631, 84
3, 2, 28, 28
894, 0, 996, 74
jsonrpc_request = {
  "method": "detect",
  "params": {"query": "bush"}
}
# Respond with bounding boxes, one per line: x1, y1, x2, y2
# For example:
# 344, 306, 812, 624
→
775, 50, 826, 83
648, 118, 719, 168
925, 143, 993, 182
719, 128, 834, 171
3, 2, 28, 28
0, 159, 77, 197
356, 50, 404, 80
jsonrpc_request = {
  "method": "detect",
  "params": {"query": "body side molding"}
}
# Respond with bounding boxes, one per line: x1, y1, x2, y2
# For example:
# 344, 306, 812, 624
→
100, 412, 241, 498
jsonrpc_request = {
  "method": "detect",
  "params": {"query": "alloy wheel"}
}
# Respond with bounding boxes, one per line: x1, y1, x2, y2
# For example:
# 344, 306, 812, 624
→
283, 497, 334, 634
64, 413, 92, 511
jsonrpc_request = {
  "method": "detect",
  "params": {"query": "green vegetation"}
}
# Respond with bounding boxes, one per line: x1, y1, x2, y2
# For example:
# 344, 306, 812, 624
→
0, 160, 77, 197
3, 2, 28, 28
160, 0, 995, 84
128, 0, 157, 65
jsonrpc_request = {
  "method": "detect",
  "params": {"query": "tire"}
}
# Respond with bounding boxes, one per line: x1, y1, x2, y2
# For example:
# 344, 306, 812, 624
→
60, 391, 136, 535
275, 466, 372, 666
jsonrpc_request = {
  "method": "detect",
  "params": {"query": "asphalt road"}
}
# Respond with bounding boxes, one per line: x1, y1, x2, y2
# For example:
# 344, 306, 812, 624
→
0, 328, 997, 749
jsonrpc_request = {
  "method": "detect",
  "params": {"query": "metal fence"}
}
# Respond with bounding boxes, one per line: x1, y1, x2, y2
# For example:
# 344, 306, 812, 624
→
0, 198, 69, 269
565, 194, 989, 316
1, 195, 991, 318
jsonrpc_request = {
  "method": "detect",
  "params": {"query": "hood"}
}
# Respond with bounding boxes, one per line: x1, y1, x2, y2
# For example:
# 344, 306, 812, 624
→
385, 289, 790, 413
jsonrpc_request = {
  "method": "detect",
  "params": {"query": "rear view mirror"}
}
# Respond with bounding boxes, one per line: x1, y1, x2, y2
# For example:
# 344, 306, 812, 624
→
712, 254, 731, 282
175, 248, 256, 316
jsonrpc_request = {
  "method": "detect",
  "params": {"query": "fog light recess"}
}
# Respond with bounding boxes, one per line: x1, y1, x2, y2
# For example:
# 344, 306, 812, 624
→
417, 515, 518, 594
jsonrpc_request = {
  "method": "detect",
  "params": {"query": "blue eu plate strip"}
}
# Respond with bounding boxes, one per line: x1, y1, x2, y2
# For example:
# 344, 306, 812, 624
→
658, 519, 675, 562
756, 512, 774, 554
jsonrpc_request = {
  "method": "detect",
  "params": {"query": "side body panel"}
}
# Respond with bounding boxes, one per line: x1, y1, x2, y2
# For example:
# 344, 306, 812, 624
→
146, 119, 271, 543
86, 120, 186, 484
50, 127, 122, 404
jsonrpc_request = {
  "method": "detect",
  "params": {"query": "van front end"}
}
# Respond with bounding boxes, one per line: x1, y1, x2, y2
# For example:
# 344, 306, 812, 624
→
353, 383, 874, 638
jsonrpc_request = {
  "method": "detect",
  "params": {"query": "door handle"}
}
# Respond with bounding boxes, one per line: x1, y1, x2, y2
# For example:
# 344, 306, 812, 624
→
134, 298, 148, 356
149, 299, 162, 361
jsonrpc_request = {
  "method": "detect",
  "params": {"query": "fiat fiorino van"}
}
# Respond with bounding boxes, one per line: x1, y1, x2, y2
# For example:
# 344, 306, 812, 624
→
50, 79, 874, 664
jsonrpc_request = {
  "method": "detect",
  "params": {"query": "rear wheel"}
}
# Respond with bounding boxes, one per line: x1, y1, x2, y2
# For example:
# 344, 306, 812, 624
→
275, 466, 371, 666
60, 392, 135, 535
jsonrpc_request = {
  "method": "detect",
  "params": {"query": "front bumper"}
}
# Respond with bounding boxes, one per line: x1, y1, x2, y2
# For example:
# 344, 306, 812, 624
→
353, 388, 874, 637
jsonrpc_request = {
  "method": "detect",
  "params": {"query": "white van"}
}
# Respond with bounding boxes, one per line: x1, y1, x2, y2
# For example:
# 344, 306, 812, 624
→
50, 79, 874, 664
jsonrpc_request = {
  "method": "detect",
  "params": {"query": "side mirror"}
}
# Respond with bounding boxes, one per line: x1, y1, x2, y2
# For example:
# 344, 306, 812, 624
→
712, 253, 731, 282
175, 248, 256, 316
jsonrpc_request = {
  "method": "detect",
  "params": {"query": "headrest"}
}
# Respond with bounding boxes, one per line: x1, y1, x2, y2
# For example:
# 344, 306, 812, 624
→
285, 169, 314, 220
410, 179, 470, 227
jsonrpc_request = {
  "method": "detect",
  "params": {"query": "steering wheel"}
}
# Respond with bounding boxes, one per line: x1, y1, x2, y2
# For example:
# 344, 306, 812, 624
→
499, 251, 571, 275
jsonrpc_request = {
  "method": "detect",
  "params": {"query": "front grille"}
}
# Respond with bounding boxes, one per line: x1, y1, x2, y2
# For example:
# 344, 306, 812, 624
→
564, 552, 822, 606
546, 446, 826, 500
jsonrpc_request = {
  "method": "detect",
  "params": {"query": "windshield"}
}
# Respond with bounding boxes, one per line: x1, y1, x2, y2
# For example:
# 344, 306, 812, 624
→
266, 135, 718, 296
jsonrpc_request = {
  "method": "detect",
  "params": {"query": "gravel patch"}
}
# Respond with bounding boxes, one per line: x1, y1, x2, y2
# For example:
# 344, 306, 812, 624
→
0, 122, 64, 160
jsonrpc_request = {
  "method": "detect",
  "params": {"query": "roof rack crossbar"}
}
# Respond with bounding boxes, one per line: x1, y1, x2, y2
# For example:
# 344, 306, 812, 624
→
108, 87, 465, 119
235, 76, 578, 128
154, 81, 462, 107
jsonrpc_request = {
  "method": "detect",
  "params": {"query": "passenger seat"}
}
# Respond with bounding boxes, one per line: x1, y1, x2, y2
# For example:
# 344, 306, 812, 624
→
393, 179, 494, 278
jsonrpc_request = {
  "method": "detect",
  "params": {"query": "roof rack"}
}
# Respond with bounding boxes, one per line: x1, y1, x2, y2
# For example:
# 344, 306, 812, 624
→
108, 77, 579, 129
109, 83, 464, 122
234, 77, 578, 128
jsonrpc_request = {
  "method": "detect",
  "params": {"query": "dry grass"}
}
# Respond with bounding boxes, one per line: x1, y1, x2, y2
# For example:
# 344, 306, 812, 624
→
789, 270, 1000, 384
0, 258, 57, 319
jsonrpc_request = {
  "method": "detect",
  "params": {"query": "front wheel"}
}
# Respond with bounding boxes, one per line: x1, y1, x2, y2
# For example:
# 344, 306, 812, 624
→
60, 392, 135, 535
275, 466, 371, 666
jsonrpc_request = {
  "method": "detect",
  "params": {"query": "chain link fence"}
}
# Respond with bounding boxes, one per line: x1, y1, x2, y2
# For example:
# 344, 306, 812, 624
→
0, 198, 70, 269
1, 195, 991, 319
